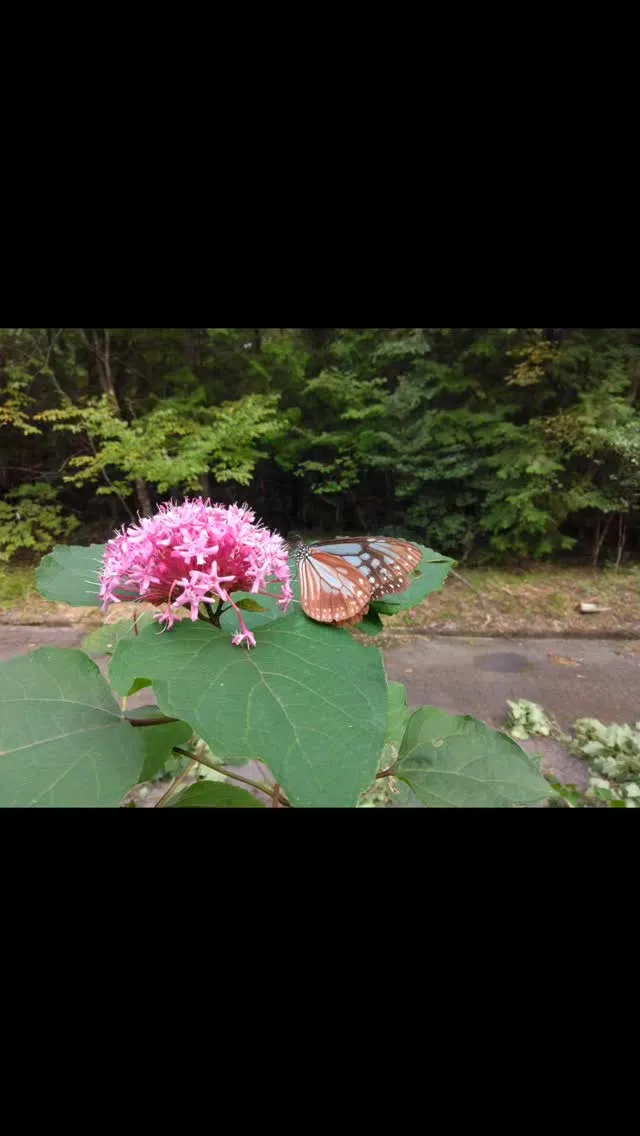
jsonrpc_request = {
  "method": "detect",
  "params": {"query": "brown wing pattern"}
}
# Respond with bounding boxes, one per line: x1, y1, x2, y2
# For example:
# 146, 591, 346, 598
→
299, 551, 374, 623
366, 538, 422, 599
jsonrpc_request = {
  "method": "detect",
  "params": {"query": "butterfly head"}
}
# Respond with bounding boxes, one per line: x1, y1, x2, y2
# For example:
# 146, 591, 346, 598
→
286, 532, 309, 562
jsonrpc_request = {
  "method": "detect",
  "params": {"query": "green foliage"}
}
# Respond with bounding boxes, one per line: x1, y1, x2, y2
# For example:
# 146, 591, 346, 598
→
124, 707, 194, 782
0, 483, 79, 563
169, 782, 265, 808
507, 699, 553, 740
3, 328, 640, 563
0, 648, 143, 807
572, 719, 640, 797
108, 613, 389, 809
0, 538, 563, 808
37, 391, 285, 495
396, 707, 550, 808
36, 543, 106, 605
506, 698, 640, 807
81, 612, 155, 655
0, 565, 35, 609
358, 682, 411, 807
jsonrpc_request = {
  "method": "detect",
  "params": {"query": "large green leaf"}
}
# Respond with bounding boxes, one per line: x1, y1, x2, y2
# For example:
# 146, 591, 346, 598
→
82, 612, 154, 657
386, 682, 410, 750
396, 707, 550, 808
169, 782, 265, 808
0, 648, 144, 807
110, 613, 387, 808
36, 543, 107, 606
372, 545, 455, 615
125, 707, 194, 782
376, 681, 411, 777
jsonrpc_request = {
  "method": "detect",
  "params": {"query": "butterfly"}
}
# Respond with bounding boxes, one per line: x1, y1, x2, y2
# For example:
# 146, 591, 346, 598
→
292, 537, 422, 625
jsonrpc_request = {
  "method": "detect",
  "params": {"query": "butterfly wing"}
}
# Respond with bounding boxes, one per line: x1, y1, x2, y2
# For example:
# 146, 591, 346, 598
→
365, 538, 422, 598
298, 550, 374, 623
311, 537, 422, 600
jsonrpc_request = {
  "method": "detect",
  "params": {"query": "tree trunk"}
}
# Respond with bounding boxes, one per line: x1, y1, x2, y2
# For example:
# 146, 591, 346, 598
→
592, 514, 612, 568
78, 329, 153, 518
615, 514, 627, 571
135, 478, 153, 518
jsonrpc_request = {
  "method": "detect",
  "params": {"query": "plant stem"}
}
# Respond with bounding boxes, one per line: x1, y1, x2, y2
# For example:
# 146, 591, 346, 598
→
128, 714, 180, 727
172, 746, 290, 805
376, 766, 397, 780
154, 759, 196, 808
199, 598, 226, 627
272, 782, 281, 808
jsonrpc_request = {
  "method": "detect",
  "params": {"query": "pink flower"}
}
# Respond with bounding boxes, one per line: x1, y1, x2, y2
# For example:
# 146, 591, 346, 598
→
99, 499, 292, 646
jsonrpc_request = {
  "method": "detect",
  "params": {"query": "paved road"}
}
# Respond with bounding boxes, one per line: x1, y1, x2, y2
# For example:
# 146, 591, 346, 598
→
0, 625, 89, 662
384, 635, 640, 731
3, 626, 638, 792
385, 635, 640, 790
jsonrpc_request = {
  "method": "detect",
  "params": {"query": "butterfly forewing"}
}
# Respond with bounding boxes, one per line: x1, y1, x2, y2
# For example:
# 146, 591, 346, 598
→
310, 537, 421, 600
366, 538, 422, 598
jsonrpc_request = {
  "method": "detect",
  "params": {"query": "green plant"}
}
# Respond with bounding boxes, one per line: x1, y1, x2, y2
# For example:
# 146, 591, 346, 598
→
506, 698, 640, 807
0, 522, 552, 809
0, 483, 79, 563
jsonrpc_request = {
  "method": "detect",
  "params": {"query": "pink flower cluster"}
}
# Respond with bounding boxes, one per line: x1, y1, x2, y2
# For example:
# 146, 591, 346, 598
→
99, 499, 293, 647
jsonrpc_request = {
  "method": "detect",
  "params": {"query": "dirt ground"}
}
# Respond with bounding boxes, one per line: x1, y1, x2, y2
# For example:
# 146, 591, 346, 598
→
384, 565, 640, 637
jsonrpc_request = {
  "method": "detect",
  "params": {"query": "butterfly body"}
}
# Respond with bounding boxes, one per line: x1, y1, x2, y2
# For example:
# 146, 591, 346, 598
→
293, 537, 422, 624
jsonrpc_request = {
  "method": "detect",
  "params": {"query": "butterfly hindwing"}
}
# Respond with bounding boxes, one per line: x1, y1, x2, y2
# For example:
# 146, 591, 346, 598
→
298, 551, 374, 623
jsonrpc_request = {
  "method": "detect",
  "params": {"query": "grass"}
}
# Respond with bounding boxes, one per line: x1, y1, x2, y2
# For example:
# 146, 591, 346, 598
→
0, 565, 37, 609
0, 563, 100, 624
385, 565, 640, 636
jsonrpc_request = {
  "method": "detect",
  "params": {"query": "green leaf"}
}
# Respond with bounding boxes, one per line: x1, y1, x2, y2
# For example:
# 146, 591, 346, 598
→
110, 613, 387, 808
125, 707, 194, 782
236, 597, 267, 613
220, 590, 288, 632
35, 543, 107, 606
377, 681, 411, 778
169, 782, 265, 808
0, 648, 144, 807
372, 546, 455, 616
396, 707, 550, 808
354, 611, 384, 636
386, 682, 410, 750
391, 781, 425, 808
125, 677, 153, 696
82, 612, 154, 656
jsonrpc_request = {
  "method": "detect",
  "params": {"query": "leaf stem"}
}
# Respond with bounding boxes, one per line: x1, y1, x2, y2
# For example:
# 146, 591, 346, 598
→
172, 746, 290, 805
127, 714, 180, 727
376, 765, 397, 780
272, 782, 281, 808
154, 759, 197, 808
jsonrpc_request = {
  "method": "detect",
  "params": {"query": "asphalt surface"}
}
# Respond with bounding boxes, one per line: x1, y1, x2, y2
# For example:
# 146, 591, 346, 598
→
383, 635, 640, 731
2, 626, 638, 793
